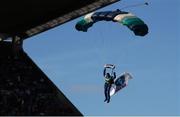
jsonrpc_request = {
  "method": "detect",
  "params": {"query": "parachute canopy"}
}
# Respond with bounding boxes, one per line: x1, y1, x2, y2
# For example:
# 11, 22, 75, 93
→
75, 9, 148, 36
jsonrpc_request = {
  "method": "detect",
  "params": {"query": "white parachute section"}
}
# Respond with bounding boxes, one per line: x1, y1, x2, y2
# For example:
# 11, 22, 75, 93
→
110, 72, 133, 96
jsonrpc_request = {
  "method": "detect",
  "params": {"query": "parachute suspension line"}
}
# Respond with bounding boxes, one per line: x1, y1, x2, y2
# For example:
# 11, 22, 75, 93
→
101, 23, 113, 65
98, 27, 106, 65
111, 67, 115, 76
95, 30, 105, 66
97, 23, 109, 66
120, 2, 149, 10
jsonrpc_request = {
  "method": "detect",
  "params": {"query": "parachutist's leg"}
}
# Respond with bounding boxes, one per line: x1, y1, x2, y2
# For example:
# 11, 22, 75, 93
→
107, 84, 111, 103
104, 83, 108, 102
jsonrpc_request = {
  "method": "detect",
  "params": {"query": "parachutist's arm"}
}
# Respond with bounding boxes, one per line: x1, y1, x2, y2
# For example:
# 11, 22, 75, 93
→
113, 72, 116, 79
103, 68, 106, 77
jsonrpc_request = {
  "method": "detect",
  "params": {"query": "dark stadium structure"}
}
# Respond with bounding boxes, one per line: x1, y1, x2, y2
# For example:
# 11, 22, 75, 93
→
0, 0, 119, 116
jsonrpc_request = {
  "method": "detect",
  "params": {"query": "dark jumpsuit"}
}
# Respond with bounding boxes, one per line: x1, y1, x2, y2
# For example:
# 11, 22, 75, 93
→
103, 68, 116, 103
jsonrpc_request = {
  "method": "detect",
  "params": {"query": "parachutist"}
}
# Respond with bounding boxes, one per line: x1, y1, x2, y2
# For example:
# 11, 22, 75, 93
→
103, 64, 116, 103
103, 64, 133, 103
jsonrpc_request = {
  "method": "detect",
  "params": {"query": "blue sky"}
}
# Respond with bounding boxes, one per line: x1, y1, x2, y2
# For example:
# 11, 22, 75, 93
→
24, 0, 179, 116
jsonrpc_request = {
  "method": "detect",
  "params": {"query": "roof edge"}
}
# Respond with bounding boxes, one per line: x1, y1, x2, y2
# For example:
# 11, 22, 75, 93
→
22, 0, 120, 40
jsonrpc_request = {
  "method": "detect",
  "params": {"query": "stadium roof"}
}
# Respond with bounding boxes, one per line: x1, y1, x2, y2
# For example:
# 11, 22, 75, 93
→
0, 0, 119, 40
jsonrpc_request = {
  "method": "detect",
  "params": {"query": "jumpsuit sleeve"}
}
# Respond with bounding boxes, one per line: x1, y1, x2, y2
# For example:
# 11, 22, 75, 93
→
113, 72, 116, 79
103, 68, 106, 77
